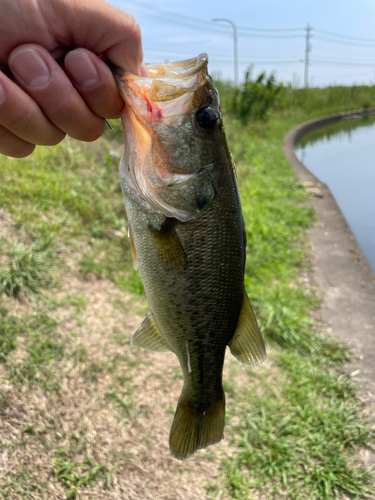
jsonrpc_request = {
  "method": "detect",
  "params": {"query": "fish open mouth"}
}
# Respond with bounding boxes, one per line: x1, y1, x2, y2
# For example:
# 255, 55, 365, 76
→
112, 53, 210, 112
108, 53, 208, 82
115, 54, 220, 222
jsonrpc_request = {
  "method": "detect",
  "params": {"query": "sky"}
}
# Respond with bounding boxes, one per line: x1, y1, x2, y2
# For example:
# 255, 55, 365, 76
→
108, 0, 375, 88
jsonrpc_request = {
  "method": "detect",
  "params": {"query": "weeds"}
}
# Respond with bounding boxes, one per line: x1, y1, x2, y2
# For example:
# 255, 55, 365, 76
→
0, 468, 48, 499
6, 313, 65, 392
0, 238, 55, 299
223, 345, 375, 499
232, 65, 283, 123
52, 449, 112, 499
0, 306, 20, 362
104, 390, 134, 418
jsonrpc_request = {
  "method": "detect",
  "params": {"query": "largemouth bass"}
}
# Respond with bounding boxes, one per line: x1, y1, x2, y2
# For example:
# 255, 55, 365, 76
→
115, 54, 266, 460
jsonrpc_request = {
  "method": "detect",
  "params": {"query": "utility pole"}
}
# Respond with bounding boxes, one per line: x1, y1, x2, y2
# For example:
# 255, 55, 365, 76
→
212, 18, 238, 87
304, 23, 312, 88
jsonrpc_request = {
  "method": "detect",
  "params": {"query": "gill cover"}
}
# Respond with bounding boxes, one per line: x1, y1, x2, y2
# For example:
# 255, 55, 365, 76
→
117, 54, 222, 222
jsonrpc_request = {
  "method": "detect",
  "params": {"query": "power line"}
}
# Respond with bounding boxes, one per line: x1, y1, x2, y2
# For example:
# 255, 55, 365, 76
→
314, 35, 375, 47
136, 9, 304, 38
314, 28, 375, 43
311, 59, 375, 67
120, 0, 304, 34
118, 1, 375, 46
236, 33, 304, 39
237, 26, 304, 33
114, 1, 375, 84
118, 1, 305, 39
312, 56, 375, 65
122, 8, 231, 35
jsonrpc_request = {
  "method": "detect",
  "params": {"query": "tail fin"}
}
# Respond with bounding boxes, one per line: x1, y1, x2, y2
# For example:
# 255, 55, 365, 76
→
169, 389, 225, 460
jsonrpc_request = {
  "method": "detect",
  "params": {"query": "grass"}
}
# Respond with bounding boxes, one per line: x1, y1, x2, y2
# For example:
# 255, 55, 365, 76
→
52, 449, 112, 500
0, 308, 66, 392
0, 468, 49, 499
222, 351, 374, 499
0, 238, 55, 299
0, 84, 374, 498
0, 135, 142, 295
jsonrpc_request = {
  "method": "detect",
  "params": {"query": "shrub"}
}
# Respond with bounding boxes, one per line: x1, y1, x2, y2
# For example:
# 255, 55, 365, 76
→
232, 65, 284, 123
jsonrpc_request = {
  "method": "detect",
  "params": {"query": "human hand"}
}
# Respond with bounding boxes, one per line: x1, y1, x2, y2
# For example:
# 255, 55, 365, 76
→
0, 0, 145, 158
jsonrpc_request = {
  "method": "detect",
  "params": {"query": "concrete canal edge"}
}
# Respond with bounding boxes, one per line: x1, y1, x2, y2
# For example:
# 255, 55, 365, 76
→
283, 108, 375, 416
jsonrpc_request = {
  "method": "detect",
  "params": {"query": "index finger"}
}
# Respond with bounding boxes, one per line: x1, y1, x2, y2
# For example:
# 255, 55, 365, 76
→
51, 0, 143, 74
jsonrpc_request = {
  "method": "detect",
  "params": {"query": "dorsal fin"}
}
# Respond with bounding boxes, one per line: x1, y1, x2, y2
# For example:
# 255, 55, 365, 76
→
131, 312, 171, 352
229, 290, 266, 365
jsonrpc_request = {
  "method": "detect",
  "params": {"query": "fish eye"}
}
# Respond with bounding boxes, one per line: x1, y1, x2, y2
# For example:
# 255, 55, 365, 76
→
195, 107, 218, 132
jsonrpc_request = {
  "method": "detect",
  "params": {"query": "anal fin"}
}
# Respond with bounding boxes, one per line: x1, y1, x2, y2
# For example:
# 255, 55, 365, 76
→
229, 290, 266, 365
131, 312, 171, 353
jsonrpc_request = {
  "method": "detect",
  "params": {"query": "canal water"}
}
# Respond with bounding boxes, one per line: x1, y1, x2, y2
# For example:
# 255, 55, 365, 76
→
295, 114, 375, 273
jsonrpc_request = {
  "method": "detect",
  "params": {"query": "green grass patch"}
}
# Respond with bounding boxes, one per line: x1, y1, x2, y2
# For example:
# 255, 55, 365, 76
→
0, 306, 85, 393
7, 313, 65, 392
0, 306, 20, 362
104, 390, 134, 418
223, 351, 374, 499
0, 134, 147, 294
0, 238, 55, 299
52, 448, 112, 499
0, 141, 125, 239
0, 467, 49, 499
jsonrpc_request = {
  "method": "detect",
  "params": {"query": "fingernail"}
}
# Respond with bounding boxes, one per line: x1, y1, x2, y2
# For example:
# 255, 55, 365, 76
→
0, 82, 5, 105
140, 62, 149, 77
10, 48, 50, 88
65, 51, 99, 89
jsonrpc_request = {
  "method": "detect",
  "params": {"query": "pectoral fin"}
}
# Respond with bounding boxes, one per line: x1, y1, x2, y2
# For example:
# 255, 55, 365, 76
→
149, 219, 186, 272
229, 291, 266, 365
131, 312, 171, 352
128, 225, 138, 270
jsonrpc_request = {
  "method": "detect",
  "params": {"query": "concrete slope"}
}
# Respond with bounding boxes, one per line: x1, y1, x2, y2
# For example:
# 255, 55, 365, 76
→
284, 109, 375, 401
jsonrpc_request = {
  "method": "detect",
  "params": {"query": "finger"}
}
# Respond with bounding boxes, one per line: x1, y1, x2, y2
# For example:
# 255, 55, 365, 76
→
58, 0, 143, 74
140, 63, 150, 77
0, 71, 65, 146
64, 49, 124, 119
0, 125, 35, 158
8, 44, 105, 142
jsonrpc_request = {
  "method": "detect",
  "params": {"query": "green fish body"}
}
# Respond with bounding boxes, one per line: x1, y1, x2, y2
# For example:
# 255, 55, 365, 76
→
117, 54, 266, 459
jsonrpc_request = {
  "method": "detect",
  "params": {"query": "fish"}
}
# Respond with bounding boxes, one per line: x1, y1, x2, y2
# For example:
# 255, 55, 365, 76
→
114, 53, 266, 460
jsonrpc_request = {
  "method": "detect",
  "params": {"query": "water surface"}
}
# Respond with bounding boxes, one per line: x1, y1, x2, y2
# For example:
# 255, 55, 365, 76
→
295, 114, 375, 272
